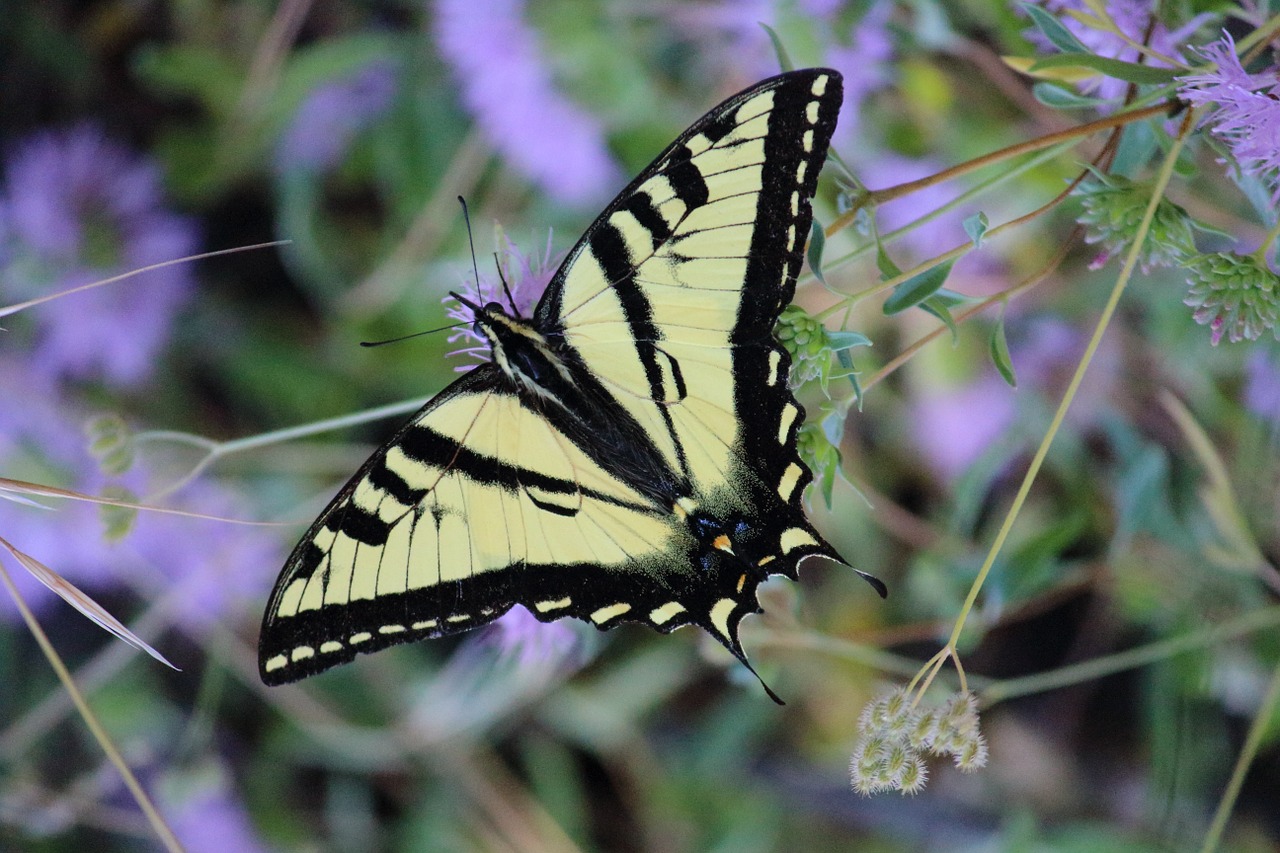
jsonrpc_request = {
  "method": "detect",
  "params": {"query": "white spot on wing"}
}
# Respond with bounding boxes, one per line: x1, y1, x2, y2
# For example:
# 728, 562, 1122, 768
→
777, 404, 799, 445
291, 646, 314, 662
265, 655, 287, 672
767, 350, 782, 387
780, 527, 819, 554
591, 602, 632, 624
536, 597, 572, 612
649, 601, 686, 625
777, 462, 804, 501
709, 598, 737, 641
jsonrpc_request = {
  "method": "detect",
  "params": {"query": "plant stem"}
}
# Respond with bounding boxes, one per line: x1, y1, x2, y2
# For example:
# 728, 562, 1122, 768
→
0, 558, 184, 852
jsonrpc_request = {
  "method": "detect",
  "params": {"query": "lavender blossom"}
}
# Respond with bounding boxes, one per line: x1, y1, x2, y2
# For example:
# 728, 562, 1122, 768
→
823, 1, 894, 143
433, 0, 620, 206
486, 606, 580, 670
444, 232, 559, 369
1178, 33, 1280, 205
1244, 348, 1280, 422
275, 59, 399, 174
0, 124, 196, 387
123, 479, 284, 634
165, 763, 269, 853
1025, 2, 1209, 101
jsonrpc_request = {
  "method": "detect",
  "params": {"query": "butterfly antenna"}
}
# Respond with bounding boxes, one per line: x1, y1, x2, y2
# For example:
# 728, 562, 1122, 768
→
360, 322, 468, 348
457, 196, 484, 309
492, 251, 522, 317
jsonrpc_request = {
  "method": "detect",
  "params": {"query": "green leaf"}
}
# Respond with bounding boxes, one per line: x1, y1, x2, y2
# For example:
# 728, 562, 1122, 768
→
760, 23, 795, 73
883, 261, 953, 315
1029, 53, 1179, 86
921, 296, 960, 343
835, 347, 862, 402
1020, 4, 1090, 53
963, 211, 989, 247
989, 315, 1017, 387
807, 220, 827, 285
875, 242, 903, 279
930, 288, 973, 307
1033, 81, 1105, 108
827, 330, 873, 352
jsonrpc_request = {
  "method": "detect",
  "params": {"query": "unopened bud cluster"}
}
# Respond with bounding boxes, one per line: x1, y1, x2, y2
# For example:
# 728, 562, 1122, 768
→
775, 305, 832, 388
1183, 252, 1280, 345
1074, 175, 1197, 272
850, 688, 987, 795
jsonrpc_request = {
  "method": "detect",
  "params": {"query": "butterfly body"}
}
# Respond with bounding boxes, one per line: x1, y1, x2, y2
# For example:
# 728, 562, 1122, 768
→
260, 69, 881, 697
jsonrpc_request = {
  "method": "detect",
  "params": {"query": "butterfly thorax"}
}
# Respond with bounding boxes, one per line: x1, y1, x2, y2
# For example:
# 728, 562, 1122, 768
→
473, 302, 577, 403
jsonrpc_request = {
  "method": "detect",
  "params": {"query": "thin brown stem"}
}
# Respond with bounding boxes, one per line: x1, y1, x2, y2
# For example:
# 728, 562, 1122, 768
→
831, 102, 1170, 232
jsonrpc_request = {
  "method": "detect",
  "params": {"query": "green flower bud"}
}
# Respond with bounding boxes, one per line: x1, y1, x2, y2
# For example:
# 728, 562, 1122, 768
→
1184, 252, 1280, 345
1075, 175, 1198, 272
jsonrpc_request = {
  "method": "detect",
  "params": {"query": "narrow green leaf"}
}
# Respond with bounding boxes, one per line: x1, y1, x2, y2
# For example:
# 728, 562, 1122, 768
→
963, 212, 989, 247
759, 24, 795, 73
930, 287, 973, 307
921, 296, 960, 343
990, 315, 1017, 387
876, 242, 903, 279
836, 347, 862, 401
1029, 53, 1179, 85
807, 220, 827, 285
1033, 81, 1105, 108
883, 261, 953, 315
827, 330, 873, 352
1021, 4, 1090, 53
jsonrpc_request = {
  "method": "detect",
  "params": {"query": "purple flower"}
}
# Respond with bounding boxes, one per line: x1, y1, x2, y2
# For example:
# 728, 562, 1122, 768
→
1244, 348, 1280, 421
823, 1, 894, 143
0, 125, 196, 387
275, 59, 399, 174
164, 764, 268, 853
856, 154, 967, 261
433, 0, 621, 206
122, 479, 285, 634
909, 318, 1118, 480
444, 232, 559, 369
486, 606, 580, 669
1025, 2, 1209, 101
910, 374, 1017, 481
1178, 33, 1280, 204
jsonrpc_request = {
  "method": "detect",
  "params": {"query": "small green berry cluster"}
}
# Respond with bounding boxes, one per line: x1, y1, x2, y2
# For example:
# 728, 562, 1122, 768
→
850, 688, 987, 795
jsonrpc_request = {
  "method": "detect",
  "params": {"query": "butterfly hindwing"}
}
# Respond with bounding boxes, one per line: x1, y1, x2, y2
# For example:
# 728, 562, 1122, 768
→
261, 367, 673, 683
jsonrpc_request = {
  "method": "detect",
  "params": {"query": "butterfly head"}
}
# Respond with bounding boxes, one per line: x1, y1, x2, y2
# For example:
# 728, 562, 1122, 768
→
449, 290, 575, 400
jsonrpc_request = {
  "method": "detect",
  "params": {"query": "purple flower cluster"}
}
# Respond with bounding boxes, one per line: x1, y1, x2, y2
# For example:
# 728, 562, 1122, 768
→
0, 125, 196, 387
0, 125, 282, 631
1025, 1, 1208, 101
444, 232, 559, 368
433, 0, 621, 206
1179, 33, 1280, 205
275, 59, 400, 175
822, 1, 894, 143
